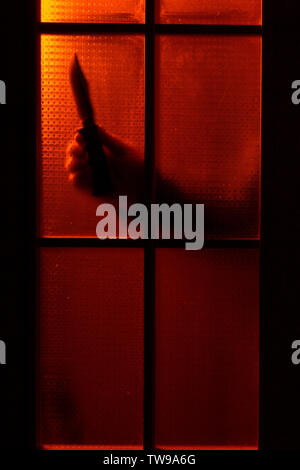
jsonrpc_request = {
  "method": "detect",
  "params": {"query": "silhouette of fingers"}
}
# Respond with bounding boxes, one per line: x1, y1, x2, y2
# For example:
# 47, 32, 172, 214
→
65, 139, 88, 173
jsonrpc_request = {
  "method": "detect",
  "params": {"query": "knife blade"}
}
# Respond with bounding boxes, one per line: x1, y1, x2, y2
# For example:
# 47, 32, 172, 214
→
70, 53, 112, 196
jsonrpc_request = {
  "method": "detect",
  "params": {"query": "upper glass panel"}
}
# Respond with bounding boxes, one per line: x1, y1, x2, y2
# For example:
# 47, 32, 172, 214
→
155, 35, 261, 239
40, 34, 145, 237
156, 0, 262, 25
41, 0, 145, 23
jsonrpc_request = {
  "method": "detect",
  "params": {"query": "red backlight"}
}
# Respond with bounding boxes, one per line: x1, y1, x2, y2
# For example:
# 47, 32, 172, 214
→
39, 248, 144, 448
155, 248, 259, 449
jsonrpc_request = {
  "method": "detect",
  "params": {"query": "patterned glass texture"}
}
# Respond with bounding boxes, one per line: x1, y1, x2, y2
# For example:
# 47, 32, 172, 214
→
41, 0, 145, 23
40, 35, 145, 237
155, 248, 259, 449
39, 248, 144, 449
155, 35, 261, 239
156, 0, 262, 25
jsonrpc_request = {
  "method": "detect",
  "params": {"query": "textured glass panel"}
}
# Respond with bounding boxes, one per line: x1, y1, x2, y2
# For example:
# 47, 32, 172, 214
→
155, 248, 259, 449
155, 35, 261, 239
41, 0, 145, 23
40, 35, 145, 237
156, 0, 262, 25
39, 248, 144, 449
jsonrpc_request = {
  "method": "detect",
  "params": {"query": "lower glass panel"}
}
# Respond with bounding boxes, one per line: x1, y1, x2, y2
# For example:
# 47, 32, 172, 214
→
155, 248, 259, 449
38, 247, 144, 449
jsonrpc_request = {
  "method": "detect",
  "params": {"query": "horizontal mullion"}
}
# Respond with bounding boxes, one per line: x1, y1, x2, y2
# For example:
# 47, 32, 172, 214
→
38, 23, 262, 35
38, 238, 259, 249
38, 23, 146, 34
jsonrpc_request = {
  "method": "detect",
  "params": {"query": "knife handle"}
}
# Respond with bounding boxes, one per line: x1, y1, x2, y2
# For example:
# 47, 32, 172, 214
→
79, 125, 112, 196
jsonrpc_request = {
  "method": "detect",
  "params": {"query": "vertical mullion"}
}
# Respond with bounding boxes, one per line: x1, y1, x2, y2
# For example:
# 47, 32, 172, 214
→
144, 0, 155, 450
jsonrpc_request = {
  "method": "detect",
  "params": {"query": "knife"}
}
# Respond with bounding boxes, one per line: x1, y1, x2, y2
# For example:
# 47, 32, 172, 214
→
70, 53, 112, 196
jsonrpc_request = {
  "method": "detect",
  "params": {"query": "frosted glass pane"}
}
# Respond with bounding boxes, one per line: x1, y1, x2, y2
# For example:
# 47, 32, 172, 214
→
156, 0, 262, 25
155, 35, 261, 239
41, 0, 145, 23
39, 248, 144, 449
40, 35, 144, 237
155, 248, 259, 449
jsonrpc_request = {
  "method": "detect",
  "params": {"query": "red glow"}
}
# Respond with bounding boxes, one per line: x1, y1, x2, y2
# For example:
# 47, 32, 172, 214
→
40, 35, 145, 237
156, 0, 262, 25
41, 0, 145, 23
39, 248, 144, 448
155, 35, 261, 239
42, 445, 143, 450
155, 249, 259, 449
